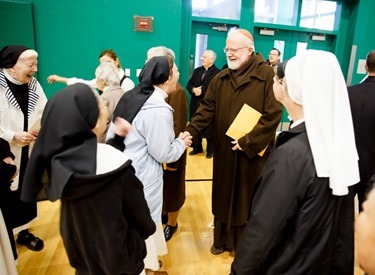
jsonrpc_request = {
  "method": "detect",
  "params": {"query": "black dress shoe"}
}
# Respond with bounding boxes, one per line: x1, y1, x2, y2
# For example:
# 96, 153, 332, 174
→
189, 149, 203, 156
206, 153, 213, 159
164, 223, 178, 241
210, 244, 225, 255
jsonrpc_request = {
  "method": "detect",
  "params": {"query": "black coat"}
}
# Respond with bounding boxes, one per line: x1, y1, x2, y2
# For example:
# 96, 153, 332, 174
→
187, 64, 221, 118
348, 76, 375, 186
231, 123, 354, 275
186, 65, 221, 140
61, 160, 155, 275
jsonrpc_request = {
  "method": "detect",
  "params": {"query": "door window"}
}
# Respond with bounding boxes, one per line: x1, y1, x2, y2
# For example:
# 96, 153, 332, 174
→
192, 0, 242, 20
254, 0, 298, 25
194, 34, 208, 68
300, 0, 340, 31
254, 0, 341, 31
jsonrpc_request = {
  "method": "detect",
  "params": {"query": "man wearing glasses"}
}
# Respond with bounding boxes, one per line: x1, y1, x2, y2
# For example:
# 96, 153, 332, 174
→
184, 28, 282, 255
267, 48, 281, 67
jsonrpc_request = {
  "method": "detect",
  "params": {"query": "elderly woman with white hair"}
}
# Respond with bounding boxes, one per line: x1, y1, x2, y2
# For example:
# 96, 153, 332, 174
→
0, 45, 47, 256
95, 61, 125, 142
231, 50, 360, 274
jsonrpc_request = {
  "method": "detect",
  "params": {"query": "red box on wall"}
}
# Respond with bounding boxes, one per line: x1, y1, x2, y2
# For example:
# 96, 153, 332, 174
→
134, 15, 154, 32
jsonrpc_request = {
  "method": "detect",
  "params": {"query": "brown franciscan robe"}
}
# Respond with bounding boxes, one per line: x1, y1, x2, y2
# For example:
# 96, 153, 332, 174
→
163, 82, 188, 212
185, 53, 283, 250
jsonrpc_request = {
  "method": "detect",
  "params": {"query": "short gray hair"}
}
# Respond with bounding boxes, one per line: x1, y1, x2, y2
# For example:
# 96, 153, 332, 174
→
95, 62, 120, 87
147, 46, 175, 61
204, 49, 217, 61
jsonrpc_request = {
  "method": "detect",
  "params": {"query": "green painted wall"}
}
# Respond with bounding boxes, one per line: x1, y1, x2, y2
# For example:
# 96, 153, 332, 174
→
2, 0, 183, 98
0, 1, 35, 48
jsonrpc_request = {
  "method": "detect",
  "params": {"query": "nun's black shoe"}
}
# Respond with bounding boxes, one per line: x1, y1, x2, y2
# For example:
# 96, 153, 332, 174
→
17, 231, 44, 251
164, 224, 178, 241
162, 213, 168, 224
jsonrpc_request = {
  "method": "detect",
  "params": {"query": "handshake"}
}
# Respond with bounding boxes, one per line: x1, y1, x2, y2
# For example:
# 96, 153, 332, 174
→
178, 131, 192, 147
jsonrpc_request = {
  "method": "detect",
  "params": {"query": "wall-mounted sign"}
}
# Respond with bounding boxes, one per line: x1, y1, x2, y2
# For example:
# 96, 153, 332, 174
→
134, 15, 154, 32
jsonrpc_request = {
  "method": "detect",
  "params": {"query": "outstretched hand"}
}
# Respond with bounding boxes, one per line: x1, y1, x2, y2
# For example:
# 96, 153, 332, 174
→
113, 117, 132, 137
47, 74, 68, 84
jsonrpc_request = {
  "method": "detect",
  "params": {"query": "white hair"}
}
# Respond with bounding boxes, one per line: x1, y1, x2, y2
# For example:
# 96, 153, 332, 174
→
95, 62, 120, 87
204, 49, 217, 61
18, 49, 38, 60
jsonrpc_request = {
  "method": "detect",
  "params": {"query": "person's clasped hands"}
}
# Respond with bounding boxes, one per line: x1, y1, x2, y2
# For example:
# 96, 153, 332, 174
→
13, 130, 38, 147
193, 86, 202, 96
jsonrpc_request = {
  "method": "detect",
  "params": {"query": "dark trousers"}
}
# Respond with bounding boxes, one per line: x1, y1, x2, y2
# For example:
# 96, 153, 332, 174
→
193, 137, 213, 155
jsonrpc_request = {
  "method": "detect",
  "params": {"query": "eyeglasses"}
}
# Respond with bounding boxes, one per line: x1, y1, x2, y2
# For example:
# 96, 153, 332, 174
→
223, 46, 249, 54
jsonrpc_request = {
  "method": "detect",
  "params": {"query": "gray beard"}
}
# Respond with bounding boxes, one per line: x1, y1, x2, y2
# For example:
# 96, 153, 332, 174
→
227, 55, 248, 70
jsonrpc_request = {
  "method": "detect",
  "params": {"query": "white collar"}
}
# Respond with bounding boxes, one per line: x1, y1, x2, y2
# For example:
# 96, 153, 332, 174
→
151, 85, 168, 100
290, 118, 305, 129
3, 69, 23, 85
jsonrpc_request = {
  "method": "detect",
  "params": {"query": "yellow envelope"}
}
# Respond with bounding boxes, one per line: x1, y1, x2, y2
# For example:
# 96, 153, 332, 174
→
29, 117, 41, 132
226, 103, 267, 156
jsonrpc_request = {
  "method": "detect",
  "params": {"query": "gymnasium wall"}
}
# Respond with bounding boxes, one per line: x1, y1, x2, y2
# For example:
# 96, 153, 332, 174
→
1, 0, 374, 98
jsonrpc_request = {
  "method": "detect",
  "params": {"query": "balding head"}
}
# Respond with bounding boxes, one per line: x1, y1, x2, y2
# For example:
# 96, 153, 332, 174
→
225, 29, 255, 70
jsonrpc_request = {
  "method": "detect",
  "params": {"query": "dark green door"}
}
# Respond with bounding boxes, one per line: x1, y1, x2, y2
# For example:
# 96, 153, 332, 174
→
253, 26, 335, 62
190, 21, 239, 76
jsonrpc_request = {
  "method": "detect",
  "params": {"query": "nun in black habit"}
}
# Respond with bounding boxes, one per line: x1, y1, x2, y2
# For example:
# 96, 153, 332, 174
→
21, 83, 156, 275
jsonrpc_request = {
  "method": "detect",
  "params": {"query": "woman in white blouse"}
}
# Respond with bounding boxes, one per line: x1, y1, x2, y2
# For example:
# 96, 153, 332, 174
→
47, 49, 135, 92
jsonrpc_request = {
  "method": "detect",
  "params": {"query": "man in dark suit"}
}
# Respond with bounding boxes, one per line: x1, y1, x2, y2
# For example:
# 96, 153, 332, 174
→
348, 49, 375, 210
186, 49, 221, 158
